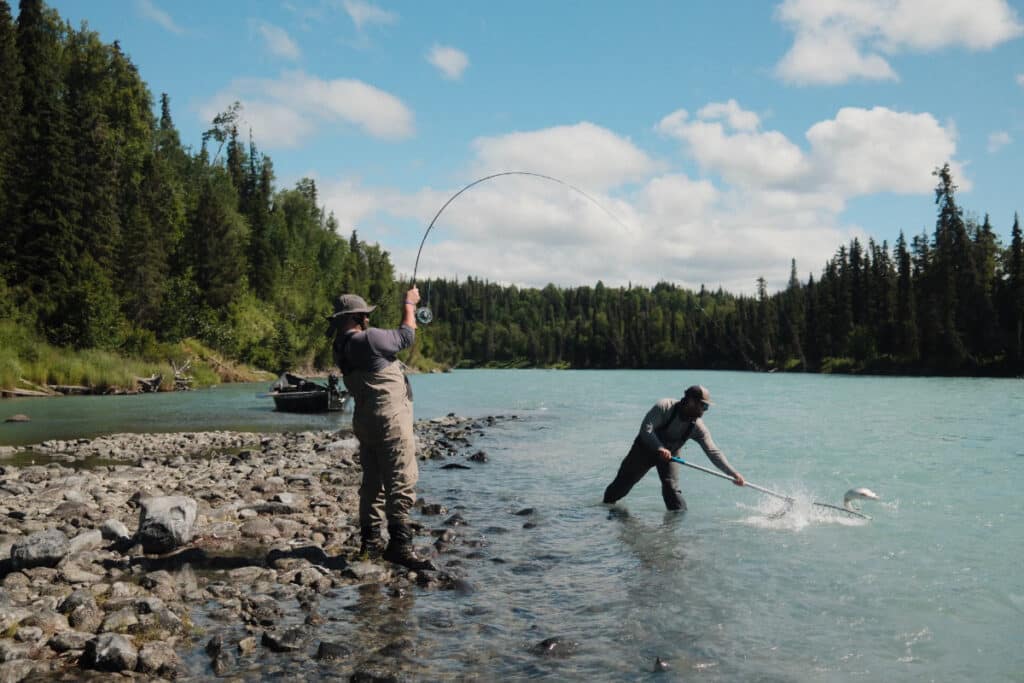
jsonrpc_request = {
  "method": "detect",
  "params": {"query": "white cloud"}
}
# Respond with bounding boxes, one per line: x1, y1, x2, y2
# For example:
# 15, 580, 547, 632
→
988, 131, 1012, 153
805, 107, 962, 195
470, 122, 660, 192
136, 0, 183, 35
314, 104, 964, 295
342, 0, 398, 30
1017, 73, 1024, 87
427, 45, 469, 80
774, 0, 1024, 85
257, 22, 301, 61
655, 104, 810, 187
199, 71, 414, 148
697, 99, 762, 132
658, 103, 963, 197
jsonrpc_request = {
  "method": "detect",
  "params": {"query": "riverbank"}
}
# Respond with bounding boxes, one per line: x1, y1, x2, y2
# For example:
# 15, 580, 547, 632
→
0, 414, 511, 680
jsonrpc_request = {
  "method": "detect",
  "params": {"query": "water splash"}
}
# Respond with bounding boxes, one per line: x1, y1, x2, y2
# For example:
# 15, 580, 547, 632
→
734, 485, 872, 530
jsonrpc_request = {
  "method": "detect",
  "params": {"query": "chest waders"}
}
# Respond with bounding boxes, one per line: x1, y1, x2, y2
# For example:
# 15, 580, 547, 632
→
603, 403, 696, 511
334, 329, 435, 571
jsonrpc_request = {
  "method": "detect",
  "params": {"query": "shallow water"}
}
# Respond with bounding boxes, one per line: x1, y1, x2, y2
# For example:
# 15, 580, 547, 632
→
3, 370, 1023, 681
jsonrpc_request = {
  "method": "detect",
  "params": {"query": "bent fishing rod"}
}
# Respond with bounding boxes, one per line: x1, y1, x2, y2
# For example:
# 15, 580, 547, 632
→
669, 456, 870, 520
408, 170, 631, 325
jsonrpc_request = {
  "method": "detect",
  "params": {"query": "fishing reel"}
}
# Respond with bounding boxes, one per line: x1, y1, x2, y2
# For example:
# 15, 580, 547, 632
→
413, 280, 434, 325
415, 306, 434, 325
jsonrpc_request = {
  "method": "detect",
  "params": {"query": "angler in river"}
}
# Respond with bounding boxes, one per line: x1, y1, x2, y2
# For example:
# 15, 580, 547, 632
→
326, 285, 436, 571
603, 385, 746, 511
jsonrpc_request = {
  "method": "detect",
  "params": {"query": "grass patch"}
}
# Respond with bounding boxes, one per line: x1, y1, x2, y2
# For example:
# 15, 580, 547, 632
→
0, 320, 271, 394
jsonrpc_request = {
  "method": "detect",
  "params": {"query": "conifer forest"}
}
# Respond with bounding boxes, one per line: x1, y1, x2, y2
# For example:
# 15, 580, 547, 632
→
2, 0, 1022, 379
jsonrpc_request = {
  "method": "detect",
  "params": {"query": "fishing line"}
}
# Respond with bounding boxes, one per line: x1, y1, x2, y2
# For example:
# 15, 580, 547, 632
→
410, 170, 631, 325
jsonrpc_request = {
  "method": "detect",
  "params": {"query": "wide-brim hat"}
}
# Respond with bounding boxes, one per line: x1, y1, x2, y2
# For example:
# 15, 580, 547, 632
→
684, 384, 713, 404
330, 293, 377, 318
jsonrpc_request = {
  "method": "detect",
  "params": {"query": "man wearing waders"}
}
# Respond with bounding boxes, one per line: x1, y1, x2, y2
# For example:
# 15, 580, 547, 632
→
603, 385, 745, 510
329, 286, 435, 571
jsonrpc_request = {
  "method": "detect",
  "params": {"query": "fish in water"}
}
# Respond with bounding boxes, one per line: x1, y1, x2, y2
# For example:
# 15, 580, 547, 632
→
843, 487, 880, 510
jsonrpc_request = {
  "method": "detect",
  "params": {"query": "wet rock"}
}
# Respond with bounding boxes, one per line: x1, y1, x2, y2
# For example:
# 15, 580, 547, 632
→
420, 503, 447, 515
137, 641, 181, 678
315, 640, 353, 662
351, 667, 404, 682
238, 636, 257, 655
4, 415, 30, 423
81, 633, 138, 672
514, 507, 535, 516
468, 450, 488, 463
653, 656, 670, 671
241, 595, 282, 627
261, 625, 310, 653
443, 513, 467, 527
205, 634, 225, 658
532, 636, 580, 658
136, 496, 198, 554
440, 463, 471, 470
10, 529, 68, 569
344, 560, 391, 583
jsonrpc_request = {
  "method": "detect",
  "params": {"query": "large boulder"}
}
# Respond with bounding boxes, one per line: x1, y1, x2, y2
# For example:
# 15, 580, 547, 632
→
82, 633, 138, 672
10, 529, 69, 569
136, 496, 197, 554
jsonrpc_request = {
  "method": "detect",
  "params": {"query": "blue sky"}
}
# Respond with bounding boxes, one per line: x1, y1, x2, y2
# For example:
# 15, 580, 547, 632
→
49, 0, 1024, 293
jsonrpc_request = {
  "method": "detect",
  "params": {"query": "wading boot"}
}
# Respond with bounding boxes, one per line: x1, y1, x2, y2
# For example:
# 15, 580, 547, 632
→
382, 524, 437, 572
359, 526, 386, 560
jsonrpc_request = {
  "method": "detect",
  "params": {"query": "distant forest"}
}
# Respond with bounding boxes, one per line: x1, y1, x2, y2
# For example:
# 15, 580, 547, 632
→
1, 0, 1022, 378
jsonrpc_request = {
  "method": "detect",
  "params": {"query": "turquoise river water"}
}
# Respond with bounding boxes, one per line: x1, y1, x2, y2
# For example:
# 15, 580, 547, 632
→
1, 370, 1022, 681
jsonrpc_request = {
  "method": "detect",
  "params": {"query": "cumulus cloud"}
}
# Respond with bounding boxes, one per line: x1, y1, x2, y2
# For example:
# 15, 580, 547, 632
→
342, 0, 397, 30
199, 71, 414, 148
988, 131, 1012, 153
136, 0, 183, 35
774, 0, 1024, 85
657, 101, 963, 196
427, 45, 469, 80
470, 121, 660, 192
256, 22, 301, 61
313, 103, 963, 294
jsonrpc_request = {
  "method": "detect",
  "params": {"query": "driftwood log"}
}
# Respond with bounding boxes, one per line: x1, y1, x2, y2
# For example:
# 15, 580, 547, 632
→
135, 373, 163, 393
171, 360, 193, 391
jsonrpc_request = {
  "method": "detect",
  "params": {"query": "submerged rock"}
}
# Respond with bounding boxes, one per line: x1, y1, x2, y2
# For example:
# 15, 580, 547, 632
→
532, 636, 580, 658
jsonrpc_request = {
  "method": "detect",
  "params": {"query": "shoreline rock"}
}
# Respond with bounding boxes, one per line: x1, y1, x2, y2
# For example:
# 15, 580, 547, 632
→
0, 414, 514, 680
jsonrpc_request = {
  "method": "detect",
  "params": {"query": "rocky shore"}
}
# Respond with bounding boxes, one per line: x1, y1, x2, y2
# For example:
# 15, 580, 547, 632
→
0, 414, 512, 680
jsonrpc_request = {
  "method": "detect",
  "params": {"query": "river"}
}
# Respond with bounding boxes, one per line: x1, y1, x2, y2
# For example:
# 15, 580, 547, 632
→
2, 370, 1022, 681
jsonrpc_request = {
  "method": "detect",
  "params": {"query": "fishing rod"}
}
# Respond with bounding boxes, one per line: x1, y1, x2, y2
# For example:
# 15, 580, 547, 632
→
409, 170, 631, 325
669, 456, 871, 520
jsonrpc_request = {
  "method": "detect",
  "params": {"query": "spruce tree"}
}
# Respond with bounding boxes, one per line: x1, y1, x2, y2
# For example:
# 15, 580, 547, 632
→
12, 0, 78, 336
0, 0, 21, 260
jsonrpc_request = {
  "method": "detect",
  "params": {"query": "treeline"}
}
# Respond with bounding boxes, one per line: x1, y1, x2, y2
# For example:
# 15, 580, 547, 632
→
0, 0, 396, 374
2, 0, 1021, 381
416, 166, 1023, 376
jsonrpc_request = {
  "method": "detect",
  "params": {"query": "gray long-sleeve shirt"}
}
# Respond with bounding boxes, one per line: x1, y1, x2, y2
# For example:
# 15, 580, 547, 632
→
637, 398, 738, 478
337, 325, 414, 374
